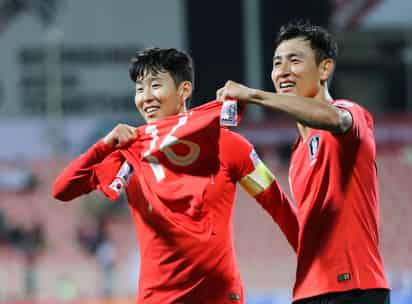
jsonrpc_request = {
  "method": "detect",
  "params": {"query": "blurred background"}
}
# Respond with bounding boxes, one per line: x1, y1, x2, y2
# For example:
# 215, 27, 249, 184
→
0, 0, 411, 303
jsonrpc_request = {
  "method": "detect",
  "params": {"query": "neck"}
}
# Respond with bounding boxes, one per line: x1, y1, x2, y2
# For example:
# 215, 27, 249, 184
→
297, 123, 310, 140
323, 88, 333, 103
315, 85, 333, 103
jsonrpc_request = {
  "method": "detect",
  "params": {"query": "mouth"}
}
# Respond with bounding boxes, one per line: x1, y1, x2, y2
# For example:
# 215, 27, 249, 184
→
278, 81, 296, 93
143, 105, 160, 116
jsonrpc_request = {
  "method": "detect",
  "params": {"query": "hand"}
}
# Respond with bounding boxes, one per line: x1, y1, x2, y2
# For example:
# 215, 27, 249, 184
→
103, 123, 137, 148
216, 80, 254, 104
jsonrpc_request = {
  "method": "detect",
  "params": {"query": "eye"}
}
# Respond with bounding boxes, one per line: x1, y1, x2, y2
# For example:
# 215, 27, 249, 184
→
152, 83, 161, 89
273, 61, 281, 68
136, 87, 143, 93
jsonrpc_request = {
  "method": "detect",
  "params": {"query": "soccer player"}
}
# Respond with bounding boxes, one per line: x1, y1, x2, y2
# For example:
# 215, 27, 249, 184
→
216, 21, 390, 304
52, 48, 298, 304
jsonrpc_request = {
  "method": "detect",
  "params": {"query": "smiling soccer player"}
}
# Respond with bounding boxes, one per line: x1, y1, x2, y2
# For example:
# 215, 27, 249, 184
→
52, 47, 299, 304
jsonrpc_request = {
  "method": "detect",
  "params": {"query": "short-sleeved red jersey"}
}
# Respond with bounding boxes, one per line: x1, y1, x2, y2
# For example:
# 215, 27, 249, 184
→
289, 100, 389, 301
53, 108, 298, 304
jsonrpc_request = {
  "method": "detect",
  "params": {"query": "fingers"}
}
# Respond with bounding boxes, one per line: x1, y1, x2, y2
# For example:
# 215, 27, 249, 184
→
125, 125, 137, 139
217, 80, 252, 104
104, 124, 137, 148
114, 124, 137, 148
216, 80, 234, 101
216, 87, 226, 101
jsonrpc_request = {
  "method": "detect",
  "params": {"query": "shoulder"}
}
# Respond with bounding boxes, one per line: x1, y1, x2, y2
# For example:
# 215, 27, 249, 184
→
219, 127, 253, 150
219, 127, 254, 167
333, 99, 371, 117
331, 100, 375, 144
333, 99, 374, 129
219, 128, 258, 181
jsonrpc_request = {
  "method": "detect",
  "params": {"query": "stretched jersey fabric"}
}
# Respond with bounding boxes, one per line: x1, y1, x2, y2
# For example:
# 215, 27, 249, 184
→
289, 99, 389, 302
52, 101, 298, 304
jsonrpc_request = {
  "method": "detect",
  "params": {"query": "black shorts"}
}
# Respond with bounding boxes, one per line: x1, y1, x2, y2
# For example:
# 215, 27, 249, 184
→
293, 289, 390, 304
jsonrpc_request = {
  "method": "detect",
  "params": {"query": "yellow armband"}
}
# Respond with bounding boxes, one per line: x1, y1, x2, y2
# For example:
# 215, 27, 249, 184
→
239, 150, 275, 197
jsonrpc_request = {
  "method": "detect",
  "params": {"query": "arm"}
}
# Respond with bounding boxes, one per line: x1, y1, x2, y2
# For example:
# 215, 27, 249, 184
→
52, 123, 137, 201
51, 140, 115, 201
225, 129, 299, 251
217, 80, 352, 133
239, 154, 299, 252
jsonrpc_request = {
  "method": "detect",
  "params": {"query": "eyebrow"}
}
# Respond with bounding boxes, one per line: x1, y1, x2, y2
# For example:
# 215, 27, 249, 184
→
273, 52, 305, 61
136, 75, 162, 85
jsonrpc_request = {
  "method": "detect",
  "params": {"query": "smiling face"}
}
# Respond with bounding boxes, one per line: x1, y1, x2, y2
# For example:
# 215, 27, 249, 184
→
134, 71, 191, 123
272, 37, 332, 98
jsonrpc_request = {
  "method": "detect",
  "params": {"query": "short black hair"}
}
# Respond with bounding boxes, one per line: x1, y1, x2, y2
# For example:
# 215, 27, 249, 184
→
129, 47, 194, 88
275, 20, 338, 64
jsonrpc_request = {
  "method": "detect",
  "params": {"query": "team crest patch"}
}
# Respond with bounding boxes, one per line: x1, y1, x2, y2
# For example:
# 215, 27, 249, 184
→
307, 134, 320, 163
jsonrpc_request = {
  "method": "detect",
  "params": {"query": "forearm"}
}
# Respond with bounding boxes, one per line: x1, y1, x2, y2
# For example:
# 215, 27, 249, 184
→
255, 182, 299, 252
52, 139, 115, 201
249, 89, 343, 132
239, 159, 299, 252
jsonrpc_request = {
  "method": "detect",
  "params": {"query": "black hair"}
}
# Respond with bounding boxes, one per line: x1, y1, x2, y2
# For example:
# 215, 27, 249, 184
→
275, 20, 338, 64
129, 47, 194, 88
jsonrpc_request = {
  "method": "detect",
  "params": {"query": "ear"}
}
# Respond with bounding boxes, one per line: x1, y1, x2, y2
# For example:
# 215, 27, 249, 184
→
319, 58, 335, 82
178, 81, 193, 105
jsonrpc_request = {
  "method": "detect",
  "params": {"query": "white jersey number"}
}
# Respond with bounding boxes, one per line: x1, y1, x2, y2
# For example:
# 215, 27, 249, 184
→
143, 115, 200, 182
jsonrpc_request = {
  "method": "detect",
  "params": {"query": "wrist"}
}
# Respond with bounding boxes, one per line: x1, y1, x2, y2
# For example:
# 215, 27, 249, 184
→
248, 88, 260, 104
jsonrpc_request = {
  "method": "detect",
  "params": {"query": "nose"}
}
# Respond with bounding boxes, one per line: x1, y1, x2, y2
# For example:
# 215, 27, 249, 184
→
274, 61, 291, 77
272, 61, 291, 87
142, 87, 155, 102
136, 87, 155, 106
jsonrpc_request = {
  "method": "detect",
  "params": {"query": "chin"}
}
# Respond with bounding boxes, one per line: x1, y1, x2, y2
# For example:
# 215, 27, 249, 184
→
143, 116, 156, 123
148, 118, 159, 123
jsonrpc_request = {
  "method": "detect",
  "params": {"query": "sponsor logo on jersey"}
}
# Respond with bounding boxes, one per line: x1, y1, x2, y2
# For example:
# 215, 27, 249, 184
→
337, 272, 351, 282
228, 292, 241, 301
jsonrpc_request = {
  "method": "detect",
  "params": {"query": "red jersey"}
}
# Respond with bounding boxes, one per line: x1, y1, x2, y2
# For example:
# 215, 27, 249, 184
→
53, 103, 298, 304
289, 100, 389, 301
